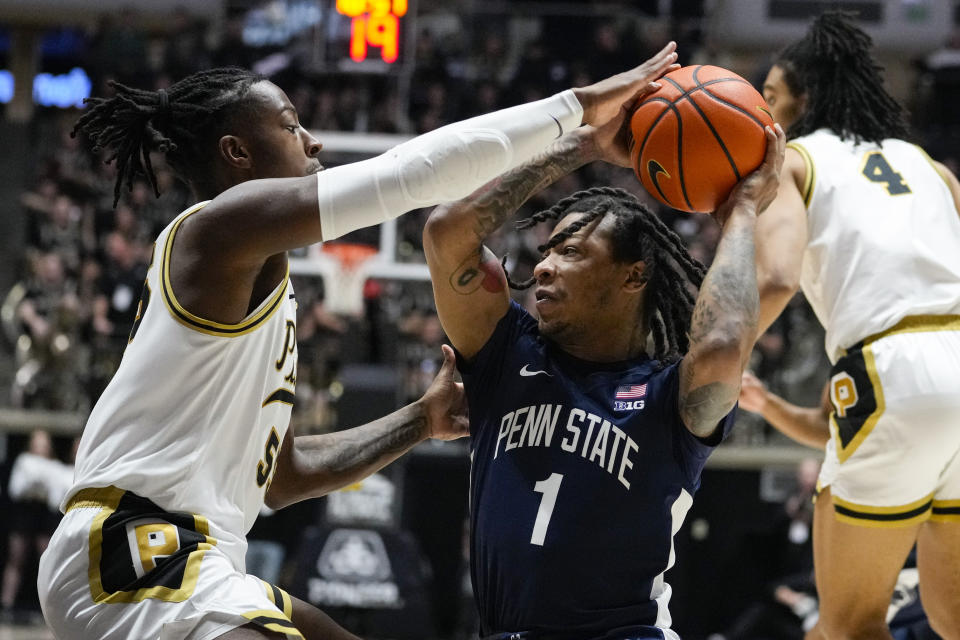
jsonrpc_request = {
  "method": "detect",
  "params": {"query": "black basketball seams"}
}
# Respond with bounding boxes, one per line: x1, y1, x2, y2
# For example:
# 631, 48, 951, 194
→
693, 65, 768, 131
662, 73, 753, 106
676, 106, 692, 210
635, 97, 678, 162
683, 94, 741, 182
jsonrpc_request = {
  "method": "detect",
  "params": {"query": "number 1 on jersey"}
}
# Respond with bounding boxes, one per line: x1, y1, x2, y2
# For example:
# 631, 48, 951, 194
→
530, 473, 563, 546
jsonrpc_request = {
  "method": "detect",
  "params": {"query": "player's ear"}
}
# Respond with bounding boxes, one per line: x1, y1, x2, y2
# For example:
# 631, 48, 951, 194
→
624, 261, 648, 293
218, 135, 252, 170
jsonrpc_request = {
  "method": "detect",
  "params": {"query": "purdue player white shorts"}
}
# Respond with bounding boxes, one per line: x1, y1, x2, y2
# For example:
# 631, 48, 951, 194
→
38, 487, 303, 640
819, 317, 960, 527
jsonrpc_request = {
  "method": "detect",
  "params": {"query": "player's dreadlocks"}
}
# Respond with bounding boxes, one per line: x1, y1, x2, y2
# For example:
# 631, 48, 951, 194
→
72, 67, 265, 207
775, 11, 909, 145
508, 186, 706, 366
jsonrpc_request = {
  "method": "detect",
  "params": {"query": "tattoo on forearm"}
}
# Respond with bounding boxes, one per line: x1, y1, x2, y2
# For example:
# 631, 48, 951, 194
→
467, 134, 593, 240
380, 416, 427, 453
679, 381, 738, 435
308, 416, 427, 476
689, 217, 759, 346
682, 215, 759, 432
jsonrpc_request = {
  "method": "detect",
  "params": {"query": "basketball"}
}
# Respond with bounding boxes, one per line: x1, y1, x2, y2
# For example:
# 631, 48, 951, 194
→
629, 65, 775, 213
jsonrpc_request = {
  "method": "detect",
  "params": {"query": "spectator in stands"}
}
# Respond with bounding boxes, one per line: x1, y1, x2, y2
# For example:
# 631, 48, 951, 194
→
14, 253, 83, 409
1, 430, 67, 623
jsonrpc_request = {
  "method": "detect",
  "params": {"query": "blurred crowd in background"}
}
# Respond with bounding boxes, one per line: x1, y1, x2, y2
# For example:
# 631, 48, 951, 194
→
1, 1, 959, 637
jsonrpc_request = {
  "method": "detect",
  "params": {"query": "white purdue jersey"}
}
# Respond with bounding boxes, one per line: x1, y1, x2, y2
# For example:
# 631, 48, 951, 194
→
791, 129, 960, 362
66, 202, 298, 568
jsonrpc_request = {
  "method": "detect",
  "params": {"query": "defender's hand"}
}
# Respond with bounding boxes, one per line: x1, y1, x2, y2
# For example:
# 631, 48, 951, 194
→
573, 42, 680, 130
739, 371, 769, 414
583, 81, 662, 168
421, 344, 469, 441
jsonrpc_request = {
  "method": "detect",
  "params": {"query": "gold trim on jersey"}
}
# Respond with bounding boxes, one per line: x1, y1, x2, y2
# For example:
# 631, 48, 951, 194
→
786, 141, 815, 207
65, 485, 126, 512
67, 486, 218, 604
830, 342, 885, 463
832, 492, 933, 528
160, 204, 290, 337
242, 609, 304, 638
262, 388, 296, 407
931, 499, 960, 523
261, 579, 294, 618
860, 314, 960, 346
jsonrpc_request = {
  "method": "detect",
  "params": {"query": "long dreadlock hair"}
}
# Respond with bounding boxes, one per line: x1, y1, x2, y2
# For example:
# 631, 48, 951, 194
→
508, 186, 706, 366
775, 11, 909, 145
72, 67, 265, 207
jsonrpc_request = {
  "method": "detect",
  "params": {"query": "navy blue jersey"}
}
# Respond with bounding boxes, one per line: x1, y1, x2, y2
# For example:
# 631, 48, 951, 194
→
460, 302, 735, 640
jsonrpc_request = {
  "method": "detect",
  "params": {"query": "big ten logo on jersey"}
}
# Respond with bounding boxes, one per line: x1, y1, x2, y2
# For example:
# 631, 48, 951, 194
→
613, 383, 647, 412
275, 319, 298, 386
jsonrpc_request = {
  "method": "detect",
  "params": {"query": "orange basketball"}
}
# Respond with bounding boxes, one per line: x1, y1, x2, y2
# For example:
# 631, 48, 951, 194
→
630, 65, 774, 213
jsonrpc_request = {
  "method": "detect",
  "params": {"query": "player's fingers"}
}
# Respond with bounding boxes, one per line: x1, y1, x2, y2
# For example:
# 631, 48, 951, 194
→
622, 81, 661, 113
763, 125, 780, 170
773, 123, 786, 172
633, 42, 678, 80
439, 343, 457, 374
645, 41, 677, 67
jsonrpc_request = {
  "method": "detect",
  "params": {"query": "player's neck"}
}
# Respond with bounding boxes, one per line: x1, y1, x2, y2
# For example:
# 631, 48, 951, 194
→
554, 316, 649, 363
190, 167, 247, 202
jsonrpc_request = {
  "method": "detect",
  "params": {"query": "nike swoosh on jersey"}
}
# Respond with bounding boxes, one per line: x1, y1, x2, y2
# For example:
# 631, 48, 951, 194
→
519, 364, 553, 377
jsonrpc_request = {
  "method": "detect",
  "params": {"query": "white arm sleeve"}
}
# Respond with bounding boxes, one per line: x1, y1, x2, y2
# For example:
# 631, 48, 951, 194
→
318, 89, 583, 240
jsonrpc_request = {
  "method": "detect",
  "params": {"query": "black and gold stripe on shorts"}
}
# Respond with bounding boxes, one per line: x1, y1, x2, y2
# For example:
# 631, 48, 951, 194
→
786, 141, 815, 207
159, 203, 289, 337
832, 493, 933, 528
243, 609, 303, 638
932, 499, 960, 523
261, 579, 294, 619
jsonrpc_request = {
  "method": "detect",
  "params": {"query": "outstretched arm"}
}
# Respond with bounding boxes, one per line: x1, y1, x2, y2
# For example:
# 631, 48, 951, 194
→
172, 44, 680, 328
739, 371, 830, 450
266, 345, 467, 508
678, 125, 786, 438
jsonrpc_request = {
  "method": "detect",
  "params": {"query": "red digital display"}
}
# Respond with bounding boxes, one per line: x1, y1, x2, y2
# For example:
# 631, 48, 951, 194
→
336, 0, 407, 64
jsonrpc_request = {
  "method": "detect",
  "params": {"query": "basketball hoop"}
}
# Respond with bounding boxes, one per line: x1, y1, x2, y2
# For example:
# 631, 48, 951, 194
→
306, 242, 379, 315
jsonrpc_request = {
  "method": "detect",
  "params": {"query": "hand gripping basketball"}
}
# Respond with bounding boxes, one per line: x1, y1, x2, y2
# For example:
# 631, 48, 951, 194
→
714, 124, 785, 226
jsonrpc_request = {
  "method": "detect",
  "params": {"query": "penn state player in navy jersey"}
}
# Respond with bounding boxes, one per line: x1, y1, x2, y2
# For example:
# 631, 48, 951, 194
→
424, 66, 786, 637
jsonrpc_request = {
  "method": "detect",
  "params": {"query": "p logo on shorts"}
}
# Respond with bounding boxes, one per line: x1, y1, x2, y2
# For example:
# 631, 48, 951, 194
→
828, 345, 884, 462
89, 490, 216, 604
830, 372, 859, 418
130, 521, 181, 577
